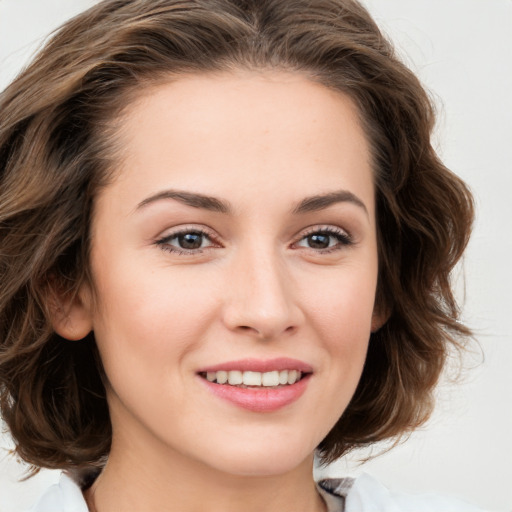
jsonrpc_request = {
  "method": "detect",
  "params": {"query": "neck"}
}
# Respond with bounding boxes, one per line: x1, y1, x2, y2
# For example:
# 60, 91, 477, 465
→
85, 431, 326, 512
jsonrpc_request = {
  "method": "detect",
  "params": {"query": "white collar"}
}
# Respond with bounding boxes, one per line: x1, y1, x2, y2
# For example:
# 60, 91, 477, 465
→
30, 471, 485, 512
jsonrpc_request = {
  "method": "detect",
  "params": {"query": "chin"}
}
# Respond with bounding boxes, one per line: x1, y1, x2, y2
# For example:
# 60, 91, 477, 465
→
202, 439, 316, 477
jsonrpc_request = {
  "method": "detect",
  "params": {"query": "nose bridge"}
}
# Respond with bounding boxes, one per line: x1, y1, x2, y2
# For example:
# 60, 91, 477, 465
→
223, 239, 300, 338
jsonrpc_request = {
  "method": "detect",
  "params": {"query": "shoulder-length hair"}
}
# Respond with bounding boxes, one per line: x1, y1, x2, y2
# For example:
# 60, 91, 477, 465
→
0, 0, 473, 471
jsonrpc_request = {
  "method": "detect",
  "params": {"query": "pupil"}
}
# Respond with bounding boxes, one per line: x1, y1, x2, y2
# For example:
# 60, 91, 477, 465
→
308, 233, 330, 249
179, 233, 203, 249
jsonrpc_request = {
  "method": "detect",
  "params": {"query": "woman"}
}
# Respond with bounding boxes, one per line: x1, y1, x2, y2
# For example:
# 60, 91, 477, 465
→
0, 0, 480, 510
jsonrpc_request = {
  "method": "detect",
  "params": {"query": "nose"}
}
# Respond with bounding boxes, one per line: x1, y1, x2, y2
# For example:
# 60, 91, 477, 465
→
221, 246, 303, 340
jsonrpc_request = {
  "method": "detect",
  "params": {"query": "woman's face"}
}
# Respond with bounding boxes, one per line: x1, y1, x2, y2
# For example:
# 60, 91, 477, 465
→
81, 71, 382, 476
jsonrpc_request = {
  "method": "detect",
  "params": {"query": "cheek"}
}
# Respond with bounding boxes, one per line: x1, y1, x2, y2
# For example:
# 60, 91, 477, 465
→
305, 259, 378, 339
88, 251, 220, 386
302, 261, 377, 404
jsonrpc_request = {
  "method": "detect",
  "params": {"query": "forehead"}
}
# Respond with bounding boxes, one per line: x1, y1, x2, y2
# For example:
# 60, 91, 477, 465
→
100, 70, 374, 217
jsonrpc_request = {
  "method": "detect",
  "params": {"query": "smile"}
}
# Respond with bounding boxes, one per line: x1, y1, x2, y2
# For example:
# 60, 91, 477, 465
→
201, 369, 304, 387
197, 358, 313, 412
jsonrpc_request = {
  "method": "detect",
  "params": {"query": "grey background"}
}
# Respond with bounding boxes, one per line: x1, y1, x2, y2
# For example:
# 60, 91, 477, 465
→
1, 1, 511, 510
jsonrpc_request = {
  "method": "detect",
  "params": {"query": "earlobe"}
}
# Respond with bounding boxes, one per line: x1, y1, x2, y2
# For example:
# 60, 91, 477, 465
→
371, 307, 390, 333
47, 282, 93, 341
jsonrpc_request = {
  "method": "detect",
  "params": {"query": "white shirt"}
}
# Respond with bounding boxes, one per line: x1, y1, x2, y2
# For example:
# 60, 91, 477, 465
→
29, 472, 487, 512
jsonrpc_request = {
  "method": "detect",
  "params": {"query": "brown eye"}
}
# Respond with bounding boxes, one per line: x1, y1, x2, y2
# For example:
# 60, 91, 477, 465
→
177, 232, 204, 249
157, 229, 215, 253
306, 233, 331, 249
296, 228, 352, 252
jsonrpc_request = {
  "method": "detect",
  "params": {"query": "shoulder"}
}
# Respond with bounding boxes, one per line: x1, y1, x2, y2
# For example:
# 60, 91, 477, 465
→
28, 473, 88, 512
318, 473, 489, 512
30, 471, 488, 512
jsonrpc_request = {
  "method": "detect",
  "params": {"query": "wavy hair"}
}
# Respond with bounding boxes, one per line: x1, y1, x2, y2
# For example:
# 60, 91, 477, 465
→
0, 0, 473, 470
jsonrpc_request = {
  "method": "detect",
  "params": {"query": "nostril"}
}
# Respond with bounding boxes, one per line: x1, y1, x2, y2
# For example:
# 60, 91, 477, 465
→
234, 324, 297, 338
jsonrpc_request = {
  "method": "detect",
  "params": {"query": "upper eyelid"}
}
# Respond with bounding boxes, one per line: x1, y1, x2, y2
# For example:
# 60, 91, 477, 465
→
293, 224, 351, 240
155, 224, 218, 241
153, 223, 353, 246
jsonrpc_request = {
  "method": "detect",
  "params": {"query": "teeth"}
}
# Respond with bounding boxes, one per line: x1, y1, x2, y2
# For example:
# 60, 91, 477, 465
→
216, 370, 228, 384
262, 370, 279, 386
243, 371, 262, 386
279, 370, 289, 385
228, 370, 243, 385
204, 369, 303, 386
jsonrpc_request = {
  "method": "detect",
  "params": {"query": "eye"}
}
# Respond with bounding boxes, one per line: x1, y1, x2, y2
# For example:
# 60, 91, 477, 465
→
294, 227, 352, 252
155, 228, 216, 254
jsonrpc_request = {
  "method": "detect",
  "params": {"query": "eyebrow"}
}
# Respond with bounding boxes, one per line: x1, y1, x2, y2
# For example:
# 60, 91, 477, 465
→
137, 190, 231, 213
136, 188, 368, 217
292, 190, 368, 216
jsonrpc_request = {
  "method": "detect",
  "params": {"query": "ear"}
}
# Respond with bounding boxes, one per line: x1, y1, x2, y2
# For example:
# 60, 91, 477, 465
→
371, 304, 390, 333
47, 280, 93, 341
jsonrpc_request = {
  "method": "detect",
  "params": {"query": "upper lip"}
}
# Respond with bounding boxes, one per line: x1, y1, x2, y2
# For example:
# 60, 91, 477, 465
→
197, 357, 313, 374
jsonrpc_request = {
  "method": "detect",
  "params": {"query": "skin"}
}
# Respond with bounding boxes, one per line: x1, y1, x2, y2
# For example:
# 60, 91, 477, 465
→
54, 70, 384, 512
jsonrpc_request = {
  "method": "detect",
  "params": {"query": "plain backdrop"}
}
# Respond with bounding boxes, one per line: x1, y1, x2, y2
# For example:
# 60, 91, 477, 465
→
1, 1, 511, 511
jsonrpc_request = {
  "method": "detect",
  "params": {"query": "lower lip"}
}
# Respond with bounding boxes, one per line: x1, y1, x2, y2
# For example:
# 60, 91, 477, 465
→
199, 374, 311, 412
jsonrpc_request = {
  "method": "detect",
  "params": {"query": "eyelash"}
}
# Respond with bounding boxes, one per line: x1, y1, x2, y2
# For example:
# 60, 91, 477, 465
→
155, 226, 353, 255
155, 227, 218, 255
293, 226, 353, 254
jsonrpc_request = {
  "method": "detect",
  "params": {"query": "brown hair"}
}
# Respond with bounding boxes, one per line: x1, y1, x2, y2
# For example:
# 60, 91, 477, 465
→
0, 0, 473, 471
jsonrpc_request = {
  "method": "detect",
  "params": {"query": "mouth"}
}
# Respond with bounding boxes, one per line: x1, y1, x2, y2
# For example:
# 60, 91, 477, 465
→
196, 358, 313, 412
198, 369, 308, 388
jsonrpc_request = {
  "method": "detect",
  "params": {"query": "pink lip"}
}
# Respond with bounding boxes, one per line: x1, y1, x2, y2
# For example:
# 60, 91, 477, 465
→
197, 358, 313, 413
199, 374, 311, 413
197, 357, 313, 373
